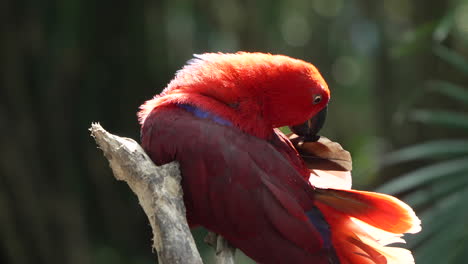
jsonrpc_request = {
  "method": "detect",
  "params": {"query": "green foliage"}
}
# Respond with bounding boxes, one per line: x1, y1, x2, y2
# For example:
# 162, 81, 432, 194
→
427, 80, 468, 104
378, 46, 468, 264
1, 0, 467, 263
434, 44, 468, 75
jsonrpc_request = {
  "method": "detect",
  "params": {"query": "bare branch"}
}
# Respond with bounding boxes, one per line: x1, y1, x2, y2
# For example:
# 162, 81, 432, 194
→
89, 123, 202, 264
205, 232, 236, 264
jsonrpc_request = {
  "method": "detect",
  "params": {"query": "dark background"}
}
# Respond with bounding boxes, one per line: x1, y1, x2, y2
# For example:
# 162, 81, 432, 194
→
1, 0, 467, 263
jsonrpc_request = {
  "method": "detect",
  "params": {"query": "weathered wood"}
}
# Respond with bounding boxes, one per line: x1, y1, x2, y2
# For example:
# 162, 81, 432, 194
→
89, 123, 202, 264
205, 232, 236, 264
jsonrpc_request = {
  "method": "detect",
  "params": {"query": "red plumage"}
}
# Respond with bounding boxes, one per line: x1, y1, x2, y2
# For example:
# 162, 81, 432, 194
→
139, 52, 420, 263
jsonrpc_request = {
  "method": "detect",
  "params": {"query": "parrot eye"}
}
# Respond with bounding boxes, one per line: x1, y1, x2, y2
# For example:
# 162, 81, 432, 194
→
312, 94, 322, 105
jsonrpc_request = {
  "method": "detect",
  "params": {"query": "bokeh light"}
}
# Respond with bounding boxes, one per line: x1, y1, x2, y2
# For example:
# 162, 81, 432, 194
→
280, 12, 311, 47
312, 0, 343, 17
332, 56, 361, 85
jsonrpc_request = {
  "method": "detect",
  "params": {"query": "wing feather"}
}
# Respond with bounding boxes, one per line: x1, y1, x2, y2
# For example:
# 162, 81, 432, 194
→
141, 105, 330, 263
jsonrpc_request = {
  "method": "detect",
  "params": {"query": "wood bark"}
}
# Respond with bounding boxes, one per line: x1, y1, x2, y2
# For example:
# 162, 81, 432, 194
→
90, 123, 237, 264
205, 232, 236, 264
90, 123, 202, 264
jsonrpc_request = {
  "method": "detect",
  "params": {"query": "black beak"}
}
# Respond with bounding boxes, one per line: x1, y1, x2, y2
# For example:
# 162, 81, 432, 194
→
289, 105, 328, 141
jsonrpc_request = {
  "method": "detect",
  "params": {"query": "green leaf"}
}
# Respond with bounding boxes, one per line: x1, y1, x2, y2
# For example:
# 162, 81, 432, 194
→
403, 172, 468, 209
383, 139, 468, 165
376, 157, 468, 194
450, 238, 468, 264
410, 109, 468, 130
279, 126, 292, 134
391, 21, 436, 58
433, 44, 468, 75
426, 80, 468, 105
409, 188, 468, 248
412, 188, 468, 264
432, 8, 455, 43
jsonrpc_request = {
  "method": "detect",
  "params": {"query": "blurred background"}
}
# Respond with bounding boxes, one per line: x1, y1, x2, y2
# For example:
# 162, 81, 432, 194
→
1, 0, 467, 263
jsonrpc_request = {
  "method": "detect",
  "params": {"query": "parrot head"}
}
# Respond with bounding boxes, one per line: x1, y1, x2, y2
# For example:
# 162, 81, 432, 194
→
139, 52, 330, 139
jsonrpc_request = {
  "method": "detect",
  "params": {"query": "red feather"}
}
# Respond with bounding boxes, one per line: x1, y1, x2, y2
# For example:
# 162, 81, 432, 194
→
139, 52, 420, 263
142, 106, 332, 263
139, 52, 330, 139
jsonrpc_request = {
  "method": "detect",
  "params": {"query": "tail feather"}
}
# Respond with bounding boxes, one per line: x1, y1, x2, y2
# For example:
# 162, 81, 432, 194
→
315, 188, 421, 234
315, 188, 420, 264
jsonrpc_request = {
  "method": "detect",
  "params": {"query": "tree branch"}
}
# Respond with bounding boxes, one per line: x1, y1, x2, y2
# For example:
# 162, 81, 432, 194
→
90, 123, 237, 264
89, 123, 202, 264
205, 232, 236, 264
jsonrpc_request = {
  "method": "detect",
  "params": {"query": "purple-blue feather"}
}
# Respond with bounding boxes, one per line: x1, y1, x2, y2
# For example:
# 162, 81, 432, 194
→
306, 207, 340, 263
179, 104, 232, 126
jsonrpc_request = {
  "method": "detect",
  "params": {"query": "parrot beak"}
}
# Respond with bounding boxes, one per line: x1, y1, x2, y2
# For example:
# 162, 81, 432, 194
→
289, 105, 328, 142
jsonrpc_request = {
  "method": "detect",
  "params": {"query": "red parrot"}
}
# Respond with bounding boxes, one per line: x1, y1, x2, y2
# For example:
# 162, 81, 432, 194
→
138, 52, 420, 263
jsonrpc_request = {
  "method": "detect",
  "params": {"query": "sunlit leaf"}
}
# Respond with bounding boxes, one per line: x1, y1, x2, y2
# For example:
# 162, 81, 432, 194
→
403, 174, 468, 210
426, 80, 468, 105
409, 188, 468, 247
391, 22, 436, 58
279, 126, 292, 134
376, 157, 468, 194
433, 8, 455, 42
410, 109, 468, 130
385, 20, 468, 264
433, 44, 468, 75
413, 188, 468, 264
383, 140, 468, 165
